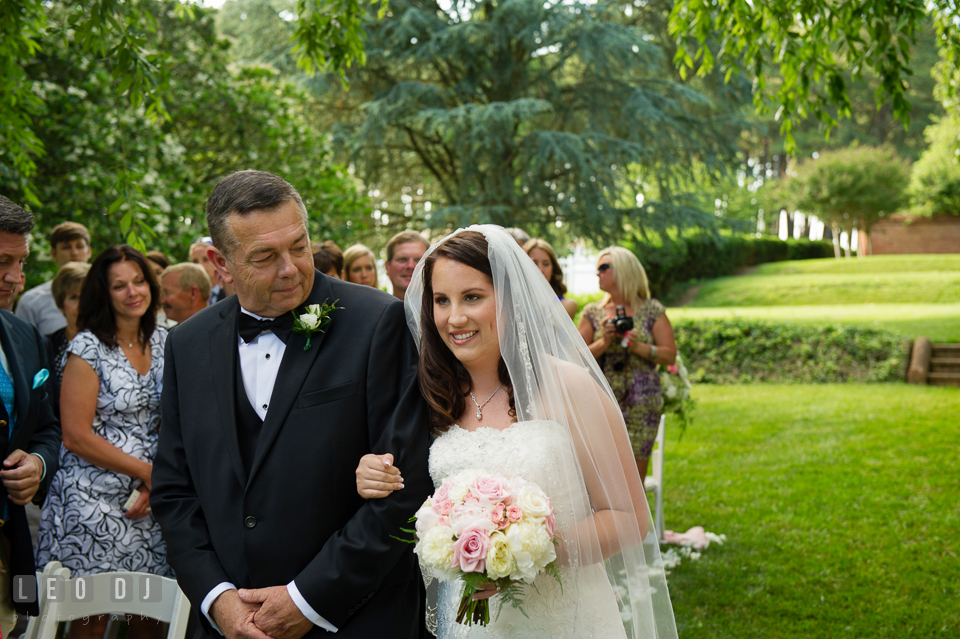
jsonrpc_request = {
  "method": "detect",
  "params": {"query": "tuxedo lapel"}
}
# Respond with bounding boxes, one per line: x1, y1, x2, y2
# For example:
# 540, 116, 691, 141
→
0, 314, 30, 437
247, 274, 333, 486
209, 299, 247, 488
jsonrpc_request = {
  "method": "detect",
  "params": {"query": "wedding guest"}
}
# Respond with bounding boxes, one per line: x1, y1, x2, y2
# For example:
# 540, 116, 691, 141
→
524, 238, 577, 319
146, 251, 172, 280
504, 227, 530, 247
37, 245, 172, 639
342, 244, 379, 288
190, 238, 222, 304
45, 262, 91, 420
578, 247, 676, 481
383, 230, 428, 301
160, 263, 211, 324
0, 196, 61, 632
313, 240, 343, 278
16, 221, 92, 335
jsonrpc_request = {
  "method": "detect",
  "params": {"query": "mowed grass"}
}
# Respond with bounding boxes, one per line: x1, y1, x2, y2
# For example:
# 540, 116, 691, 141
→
669, 303, 960, 343
664, 384, 960, 638
755, 254, 960, 276
686, 272, 960, 307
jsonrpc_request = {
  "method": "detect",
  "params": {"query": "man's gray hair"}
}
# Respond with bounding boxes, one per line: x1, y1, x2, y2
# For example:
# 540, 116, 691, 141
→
0, 195, 36, 236
504, 227, 530, 245
162, 262, 213, 300
385, 230, 429, 262
205, 170, 308, 258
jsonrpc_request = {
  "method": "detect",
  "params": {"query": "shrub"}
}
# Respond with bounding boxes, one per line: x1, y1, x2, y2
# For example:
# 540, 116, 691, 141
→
630, 234, 834, 299
674, 319, 908, 384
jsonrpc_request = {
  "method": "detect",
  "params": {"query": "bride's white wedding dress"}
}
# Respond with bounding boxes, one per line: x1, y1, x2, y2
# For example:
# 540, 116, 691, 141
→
428, 420, 628, 639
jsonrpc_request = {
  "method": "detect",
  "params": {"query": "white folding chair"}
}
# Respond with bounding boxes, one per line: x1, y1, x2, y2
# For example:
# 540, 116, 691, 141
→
643, 414, 666, 543
23, 561, 190, 639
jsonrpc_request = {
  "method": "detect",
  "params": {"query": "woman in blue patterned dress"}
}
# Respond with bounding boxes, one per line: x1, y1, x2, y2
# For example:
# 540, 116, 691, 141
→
577, 247, 676, 481
37, 245, 170, 639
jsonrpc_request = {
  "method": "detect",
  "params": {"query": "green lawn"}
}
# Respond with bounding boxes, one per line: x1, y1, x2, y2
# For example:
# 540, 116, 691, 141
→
669, 303, 960, 343
664, 383, 959, 638
686, 272, 960, 307
755, 255, 960, 276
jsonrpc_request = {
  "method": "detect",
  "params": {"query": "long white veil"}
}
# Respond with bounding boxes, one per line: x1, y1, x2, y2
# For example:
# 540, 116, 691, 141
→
405, 225, 679, 638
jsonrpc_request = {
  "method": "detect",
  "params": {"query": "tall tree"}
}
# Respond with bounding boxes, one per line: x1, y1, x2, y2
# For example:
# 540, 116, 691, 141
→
4, 0, 368, 282
324, 0, 747, 245
786, 145, 910, 257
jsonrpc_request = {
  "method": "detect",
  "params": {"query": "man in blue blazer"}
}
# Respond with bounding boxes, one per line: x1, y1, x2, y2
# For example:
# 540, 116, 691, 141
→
0, 196, 62, 622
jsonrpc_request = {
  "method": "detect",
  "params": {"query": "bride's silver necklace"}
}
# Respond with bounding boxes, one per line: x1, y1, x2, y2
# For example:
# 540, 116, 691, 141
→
469, 384, 502, 421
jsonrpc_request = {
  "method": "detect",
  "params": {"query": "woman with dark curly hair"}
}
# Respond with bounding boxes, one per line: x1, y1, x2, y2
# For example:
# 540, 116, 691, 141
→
37, 245, 170, 639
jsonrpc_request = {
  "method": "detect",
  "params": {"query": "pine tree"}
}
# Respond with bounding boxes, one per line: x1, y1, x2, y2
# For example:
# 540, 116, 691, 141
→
329, 0, 747, 243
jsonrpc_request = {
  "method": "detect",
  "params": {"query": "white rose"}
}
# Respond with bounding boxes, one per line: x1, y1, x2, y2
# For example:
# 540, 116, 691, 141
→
514, 486, 552, 521
447, 482, 469, 503
666, 385, 678, 399
415, 502, 440, 535
485, 531, 516, 580
299, 312, 321, 330
415, 525, 456, 576
306, 304, 322, 314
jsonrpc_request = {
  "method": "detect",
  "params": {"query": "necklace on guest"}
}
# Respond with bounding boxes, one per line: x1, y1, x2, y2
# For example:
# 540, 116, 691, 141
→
469, 384, 503, 421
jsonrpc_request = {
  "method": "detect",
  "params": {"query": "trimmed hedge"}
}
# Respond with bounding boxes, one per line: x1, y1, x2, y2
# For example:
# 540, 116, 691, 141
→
629, 234, 834, 299
675, 319, 908, 384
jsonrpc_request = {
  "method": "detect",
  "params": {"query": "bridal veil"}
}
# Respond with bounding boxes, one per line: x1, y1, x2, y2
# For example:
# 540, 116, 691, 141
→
405, 225, 679, 638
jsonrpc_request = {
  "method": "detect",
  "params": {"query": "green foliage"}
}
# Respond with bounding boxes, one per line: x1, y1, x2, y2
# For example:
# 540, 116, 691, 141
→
785, 145, 910, 239
675, 319, 907, 384
630, 234, 834, 300
671, 303, 960, 344
0, 0, 375, 208
3, 1, 368, 286
668, 384, 960, 637
668, 0, 938, 152
326, 0, 747, 245
909, 116, 960, 216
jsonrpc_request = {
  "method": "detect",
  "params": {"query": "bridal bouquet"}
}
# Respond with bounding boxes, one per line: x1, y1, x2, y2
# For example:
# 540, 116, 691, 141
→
660, 352, 695, 436
412, 469, 561, 626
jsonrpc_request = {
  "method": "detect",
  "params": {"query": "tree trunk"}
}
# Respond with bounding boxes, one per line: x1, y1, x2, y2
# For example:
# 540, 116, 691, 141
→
831, 224, 841, 259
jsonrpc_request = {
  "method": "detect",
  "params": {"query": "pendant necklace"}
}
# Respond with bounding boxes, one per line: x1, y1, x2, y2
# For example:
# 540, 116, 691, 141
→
469, 384, 503, 421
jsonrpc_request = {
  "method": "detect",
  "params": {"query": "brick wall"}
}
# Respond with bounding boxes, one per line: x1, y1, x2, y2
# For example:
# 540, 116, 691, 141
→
867, 214, 960, 255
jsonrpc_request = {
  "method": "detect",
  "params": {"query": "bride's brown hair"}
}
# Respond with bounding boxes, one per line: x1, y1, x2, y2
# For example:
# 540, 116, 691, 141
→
419, 231, 516, 435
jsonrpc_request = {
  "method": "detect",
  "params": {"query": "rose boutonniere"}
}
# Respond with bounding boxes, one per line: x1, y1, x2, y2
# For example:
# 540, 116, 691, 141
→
291, 300, 341, 351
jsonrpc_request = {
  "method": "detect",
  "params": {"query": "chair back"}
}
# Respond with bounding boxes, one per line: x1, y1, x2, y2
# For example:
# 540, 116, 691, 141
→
23, 562, 190, 639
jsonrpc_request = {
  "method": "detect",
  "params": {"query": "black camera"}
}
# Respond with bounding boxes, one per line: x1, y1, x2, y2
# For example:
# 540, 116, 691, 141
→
609, 305, 634, 336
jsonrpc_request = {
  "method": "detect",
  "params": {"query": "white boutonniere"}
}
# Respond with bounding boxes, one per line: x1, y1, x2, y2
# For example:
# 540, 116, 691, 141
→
291, 300, 341, 351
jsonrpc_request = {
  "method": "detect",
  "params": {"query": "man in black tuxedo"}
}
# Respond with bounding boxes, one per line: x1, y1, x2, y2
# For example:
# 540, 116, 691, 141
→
0, 196, 61, 624
152, 171, 432, 639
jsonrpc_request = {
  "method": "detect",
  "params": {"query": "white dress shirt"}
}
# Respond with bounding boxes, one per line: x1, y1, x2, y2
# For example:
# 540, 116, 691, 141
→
200, 308, 337, 634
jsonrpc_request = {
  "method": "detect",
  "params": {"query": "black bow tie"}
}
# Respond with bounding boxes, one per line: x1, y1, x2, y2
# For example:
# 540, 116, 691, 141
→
238, 312, 294, 344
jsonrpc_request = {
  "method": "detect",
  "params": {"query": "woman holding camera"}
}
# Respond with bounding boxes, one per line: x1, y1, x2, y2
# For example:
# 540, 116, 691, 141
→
578, 247, 676, 481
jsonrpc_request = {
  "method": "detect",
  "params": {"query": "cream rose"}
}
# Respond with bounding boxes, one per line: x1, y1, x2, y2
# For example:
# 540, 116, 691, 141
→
485, 531, 516, 580
514, 486, 552, 521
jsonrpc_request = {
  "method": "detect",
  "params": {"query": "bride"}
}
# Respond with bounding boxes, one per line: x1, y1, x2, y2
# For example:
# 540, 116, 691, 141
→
355, 226, 678, 638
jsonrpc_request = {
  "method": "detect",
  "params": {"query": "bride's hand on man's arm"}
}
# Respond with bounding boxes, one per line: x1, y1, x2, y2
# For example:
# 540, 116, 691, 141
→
355, 453, 403, 499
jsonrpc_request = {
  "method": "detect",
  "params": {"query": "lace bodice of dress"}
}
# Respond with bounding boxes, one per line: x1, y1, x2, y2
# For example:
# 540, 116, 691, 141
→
428, 420, 627, 639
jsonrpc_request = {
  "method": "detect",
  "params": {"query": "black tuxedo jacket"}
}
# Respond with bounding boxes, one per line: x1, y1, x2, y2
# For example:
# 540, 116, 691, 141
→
152, 272, 432, 638
0, 310, 61, 616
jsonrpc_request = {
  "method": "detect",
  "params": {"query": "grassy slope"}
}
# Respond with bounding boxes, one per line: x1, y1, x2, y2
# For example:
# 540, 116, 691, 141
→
665, 384, 960, 638
755, 255, 960, 275
670, 304, 960, 343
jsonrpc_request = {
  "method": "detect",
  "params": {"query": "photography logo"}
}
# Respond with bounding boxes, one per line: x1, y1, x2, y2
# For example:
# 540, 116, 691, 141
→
14, 575, 164, 605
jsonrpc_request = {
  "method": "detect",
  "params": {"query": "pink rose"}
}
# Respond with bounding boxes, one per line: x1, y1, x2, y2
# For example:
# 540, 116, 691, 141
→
433, 499, 453, 516
668, 364, 679, 375
545, 511, 556, 537
507, 505, 523, 522
497, 517, 509, 530
470, 476, 511, 503
452, 525, 490, 573
490, 502, 505, 524
433, 481, 453, 503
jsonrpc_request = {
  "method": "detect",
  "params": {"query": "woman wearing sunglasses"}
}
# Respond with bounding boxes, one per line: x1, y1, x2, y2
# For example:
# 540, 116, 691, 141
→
578, 247, 676, 482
